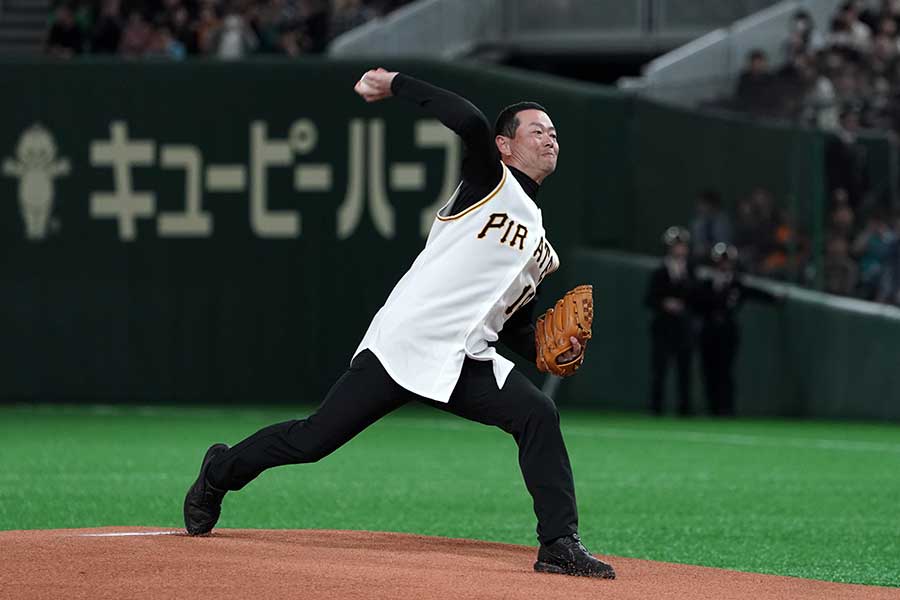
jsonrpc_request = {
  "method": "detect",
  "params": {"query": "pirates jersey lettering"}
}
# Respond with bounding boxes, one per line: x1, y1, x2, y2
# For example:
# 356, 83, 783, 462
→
354, 163, 559, 403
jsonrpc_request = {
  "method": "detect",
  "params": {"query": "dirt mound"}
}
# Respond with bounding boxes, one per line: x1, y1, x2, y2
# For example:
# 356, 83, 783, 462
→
1, 528, 893, 599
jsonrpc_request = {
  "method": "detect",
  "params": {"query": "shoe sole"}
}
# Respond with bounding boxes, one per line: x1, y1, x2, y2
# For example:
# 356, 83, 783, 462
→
184, 443, 229, 536
533, 561, 616, 579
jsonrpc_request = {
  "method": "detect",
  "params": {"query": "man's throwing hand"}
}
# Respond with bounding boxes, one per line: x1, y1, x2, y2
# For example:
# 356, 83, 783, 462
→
354, 68, 398, 102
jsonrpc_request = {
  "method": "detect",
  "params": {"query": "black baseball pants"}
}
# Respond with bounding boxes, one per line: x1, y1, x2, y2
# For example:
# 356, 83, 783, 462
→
650, 320, 693, 416
206, 349, 578, 545
700, 323, 738, 416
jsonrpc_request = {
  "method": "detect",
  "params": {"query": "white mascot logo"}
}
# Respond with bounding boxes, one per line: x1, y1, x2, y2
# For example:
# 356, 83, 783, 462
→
3, 123, 70, 240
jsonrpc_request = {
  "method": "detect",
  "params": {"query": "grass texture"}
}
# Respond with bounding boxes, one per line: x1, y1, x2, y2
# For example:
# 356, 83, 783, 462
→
1, 403, 898, 586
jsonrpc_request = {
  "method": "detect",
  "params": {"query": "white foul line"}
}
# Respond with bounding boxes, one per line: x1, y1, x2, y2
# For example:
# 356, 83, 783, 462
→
78, 531, 182, 537
388, 419, 900, 454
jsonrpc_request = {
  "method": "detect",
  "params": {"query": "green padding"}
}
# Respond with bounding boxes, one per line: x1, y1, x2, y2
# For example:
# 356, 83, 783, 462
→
0, 59, 895, 409
560, 249, 900, 421
0, 59, 619, 403
625, 99, 826, 253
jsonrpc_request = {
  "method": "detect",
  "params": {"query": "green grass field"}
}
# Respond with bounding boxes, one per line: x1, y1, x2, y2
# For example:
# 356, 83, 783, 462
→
2, 403, 898, 587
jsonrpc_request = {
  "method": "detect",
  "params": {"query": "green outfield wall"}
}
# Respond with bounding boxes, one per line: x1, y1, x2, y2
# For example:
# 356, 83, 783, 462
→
0, 59, 895, 417
0, 59, 620, 404
562, 249, 900, 421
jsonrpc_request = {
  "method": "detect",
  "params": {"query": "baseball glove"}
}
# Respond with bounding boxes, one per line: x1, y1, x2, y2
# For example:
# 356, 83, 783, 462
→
535, 285, 594, 377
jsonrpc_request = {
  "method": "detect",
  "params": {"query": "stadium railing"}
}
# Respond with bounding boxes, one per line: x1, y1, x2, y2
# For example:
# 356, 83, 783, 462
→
564, 248, 900, 420
328, 0, 505, 58
328, 0, 780, 57
619, 0, 845, 107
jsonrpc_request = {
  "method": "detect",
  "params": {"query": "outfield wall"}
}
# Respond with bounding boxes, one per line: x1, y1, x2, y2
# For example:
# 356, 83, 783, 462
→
0, 59, 894, 416
0, 59, 615, 404
563, 249, 900, 421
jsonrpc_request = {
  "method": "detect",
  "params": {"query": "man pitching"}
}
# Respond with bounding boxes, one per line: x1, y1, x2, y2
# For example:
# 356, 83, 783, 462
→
184, 67, 615, 579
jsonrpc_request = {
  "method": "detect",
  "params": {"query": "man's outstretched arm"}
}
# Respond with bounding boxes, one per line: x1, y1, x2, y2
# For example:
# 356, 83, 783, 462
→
354, 68, 502, 190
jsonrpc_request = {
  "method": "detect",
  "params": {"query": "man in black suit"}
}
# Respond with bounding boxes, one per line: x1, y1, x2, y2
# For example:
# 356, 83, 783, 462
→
645, 227, 695, 416
694, 244, 781, 416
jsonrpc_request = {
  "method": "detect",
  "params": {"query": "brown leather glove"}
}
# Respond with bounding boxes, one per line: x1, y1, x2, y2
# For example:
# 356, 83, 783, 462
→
534, 285, 594, 377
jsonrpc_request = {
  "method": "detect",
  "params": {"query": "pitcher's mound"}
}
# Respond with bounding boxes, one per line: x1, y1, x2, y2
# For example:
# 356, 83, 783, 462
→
1, 527, 893, 599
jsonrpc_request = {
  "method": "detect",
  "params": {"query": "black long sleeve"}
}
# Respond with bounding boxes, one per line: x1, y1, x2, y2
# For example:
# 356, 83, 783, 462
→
392, 73, 542, 361
644, 269, 669, 313
498, 296, 539, 362
391, 73, 504, 210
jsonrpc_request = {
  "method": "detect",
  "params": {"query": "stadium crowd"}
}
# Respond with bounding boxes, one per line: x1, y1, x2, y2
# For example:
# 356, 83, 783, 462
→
43, 0, 411, 58
733, 0, 900, 131
684, 184, 900, 305
723, 0, 900, 305
44, 0, 900, 305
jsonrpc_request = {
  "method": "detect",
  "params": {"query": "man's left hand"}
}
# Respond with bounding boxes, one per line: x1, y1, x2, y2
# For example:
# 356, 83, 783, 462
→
556, 336, 582, 364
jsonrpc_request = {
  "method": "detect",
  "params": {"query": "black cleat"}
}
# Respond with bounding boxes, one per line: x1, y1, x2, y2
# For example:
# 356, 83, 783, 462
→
534, 534, 616, 579
183, 443, 229, 536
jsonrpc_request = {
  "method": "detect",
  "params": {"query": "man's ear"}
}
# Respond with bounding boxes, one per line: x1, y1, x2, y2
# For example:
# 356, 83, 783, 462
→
495, 135, 511, 157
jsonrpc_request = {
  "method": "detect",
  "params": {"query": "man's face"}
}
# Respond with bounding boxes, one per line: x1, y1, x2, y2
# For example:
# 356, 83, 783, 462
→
670, 242, 688, 260
750, 56, 768, 74
498, 109, 559, 181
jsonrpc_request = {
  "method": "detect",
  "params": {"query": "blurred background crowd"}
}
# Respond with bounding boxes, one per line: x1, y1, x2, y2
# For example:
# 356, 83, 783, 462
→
39, 0, 900, 307
729, 0, 900, 131
680, 183, 900, 304
679, 0, 900, 305
43, 0, 411, 59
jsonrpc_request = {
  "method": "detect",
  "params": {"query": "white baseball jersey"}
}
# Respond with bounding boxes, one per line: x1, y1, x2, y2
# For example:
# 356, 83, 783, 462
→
353, 162, 559, 403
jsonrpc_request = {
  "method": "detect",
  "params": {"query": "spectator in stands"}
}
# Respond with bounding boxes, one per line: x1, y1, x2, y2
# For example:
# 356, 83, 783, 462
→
211, 9, 258, 59
45, 3, 85, 58
750, 187, 778, 268
119, 10, 152, 56
278, 24, 302, 56
249, 0, 283, 53
874, 13, 899, 40
330, 0, 376, 40
875, 216, 900, 303
193, 5, 221, 54
146, 21, 186, 60
778, 51, 827, 120
830, 188, 857, 240
90, 0, 123, 54
824, 235, 860, 296
832, 66, 864, 109
860, 0, 900, 33
799, 56, 839, 129
645, 226, 695, 416
159, 0, 183, 24
784, 9, 826, 62
46, 0, 409, 58
869, 33, 897, 75
690, 189, 731, 263
827, 109, 869, 210
759, 208, 807, 282
830, 1, 872, 53
170, 5, 197, 54
852, 208, 897, 299
297, 0, 330, 53
733, 194, 761, 271
736, 49, 775, 116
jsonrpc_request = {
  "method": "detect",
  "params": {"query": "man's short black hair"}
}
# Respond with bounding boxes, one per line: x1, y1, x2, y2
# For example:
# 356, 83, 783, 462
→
494, 101, 548, 138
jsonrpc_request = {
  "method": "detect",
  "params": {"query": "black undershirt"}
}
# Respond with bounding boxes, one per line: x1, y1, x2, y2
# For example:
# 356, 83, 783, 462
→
391, 74, 541, 210
391, 73, 541, 362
